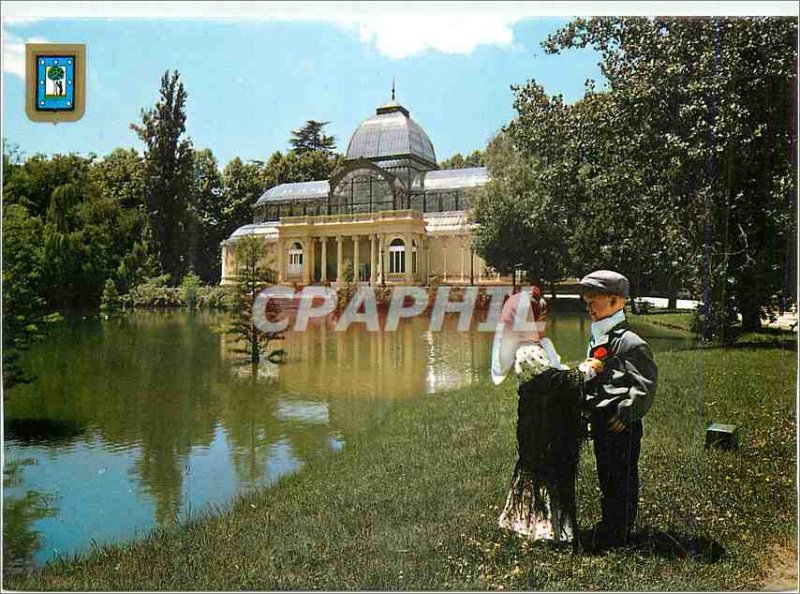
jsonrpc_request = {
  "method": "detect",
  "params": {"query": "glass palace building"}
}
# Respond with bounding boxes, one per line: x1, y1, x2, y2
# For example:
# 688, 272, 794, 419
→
221, 98, 507, 286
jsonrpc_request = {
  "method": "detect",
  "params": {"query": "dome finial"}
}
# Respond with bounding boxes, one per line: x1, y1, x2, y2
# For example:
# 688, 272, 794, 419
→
391, 77, 395, 101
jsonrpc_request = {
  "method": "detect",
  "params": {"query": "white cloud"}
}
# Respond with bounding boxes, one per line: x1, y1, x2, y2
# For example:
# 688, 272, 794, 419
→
2, 32, 52, 77
351, 13, 517, 59
2, 1, 797, 62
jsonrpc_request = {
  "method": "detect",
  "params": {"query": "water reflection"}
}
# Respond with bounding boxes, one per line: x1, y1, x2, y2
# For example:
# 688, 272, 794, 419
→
3, 309, 692, 568
3, 458, 58, 576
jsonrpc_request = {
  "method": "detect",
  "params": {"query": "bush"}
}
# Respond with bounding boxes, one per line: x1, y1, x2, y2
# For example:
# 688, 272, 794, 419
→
196, 285, 233, 309
122, 275, 182, 308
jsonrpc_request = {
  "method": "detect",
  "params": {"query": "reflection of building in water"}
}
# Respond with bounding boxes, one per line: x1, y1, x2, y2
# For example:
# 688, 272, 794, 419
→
221, 95, 511, 286
220, 316, 492, 399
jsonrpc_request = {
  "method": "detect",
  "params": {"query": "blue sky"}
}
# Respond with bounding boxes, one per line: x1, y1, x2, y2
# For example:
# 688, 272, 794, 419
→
3, 2, 795, 167
2, 7, 616, 166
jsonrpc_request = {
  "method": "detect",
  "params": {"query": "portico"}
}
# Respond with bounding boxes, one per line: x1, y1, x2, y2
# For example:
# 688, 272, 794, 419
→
273, 210, 426, 285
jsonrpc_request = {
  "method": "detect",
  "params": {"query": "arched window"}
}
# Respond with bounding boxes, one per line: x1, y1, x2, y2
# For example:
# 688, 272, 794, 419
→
288, 241, 304, 275
412, 239, 419, 275
389, 238, 405, 274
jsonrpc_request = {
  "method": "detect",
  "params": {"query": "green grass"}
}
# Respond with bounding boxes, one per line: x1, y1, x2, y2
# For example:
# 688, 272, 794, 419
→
6, 345, 796, 591
630, 312, 695, 333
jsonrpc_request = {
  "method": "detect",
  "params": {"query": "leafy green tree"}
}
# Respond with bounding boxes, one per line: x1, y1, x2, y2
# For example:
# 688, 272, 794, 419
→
289, 120, 336, 155
46, 65, 65, 96
439, 150, 485, 169
2, 203, 46, 388
92, 148, 146, 210
222, 157, 263, 233
227, 236, 284, 366
131, 70, 194, 281
3, 152, 94, 217
471, 134, 571, 293
543, 17, 797, 337
187, 148, 225, 281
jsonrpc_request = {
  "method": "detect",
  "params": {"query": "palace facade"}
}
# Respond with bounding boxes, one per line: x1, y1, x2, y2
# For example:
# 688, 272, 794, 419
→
221, 98, 508, 286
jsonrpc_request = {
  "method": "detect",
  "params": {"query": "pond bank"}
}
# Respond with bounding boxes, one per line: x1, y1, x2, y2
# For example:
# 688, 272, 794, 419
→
7, 339, 795, 591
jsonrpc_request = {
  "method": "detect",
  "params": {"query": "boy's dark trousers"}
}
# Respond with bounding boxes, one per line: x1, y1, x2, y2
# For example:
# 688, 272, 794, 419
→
590, 412, 643, 545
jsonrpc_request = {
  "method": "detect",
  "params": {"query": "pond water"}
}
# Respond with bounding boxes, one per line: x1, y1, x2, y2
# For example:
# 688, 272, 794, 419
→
3, 309, 694, 569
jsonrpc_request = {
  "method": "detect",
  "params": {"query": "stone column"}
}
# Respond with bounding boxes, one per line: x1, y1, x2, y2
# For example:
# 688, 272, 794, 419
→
378, 234, 385, 285
460, 244, 465, 282
443, 243, 448, 282
336, 236, 344, 282
320, 237, 328, 283
353, 235, 360, 284
220, 242, 228, 282
404, 233, 413, 283
277, 238, 285, 283
302, 238, 312, 284
425, 239, 431, 285
370, 234, 377, 285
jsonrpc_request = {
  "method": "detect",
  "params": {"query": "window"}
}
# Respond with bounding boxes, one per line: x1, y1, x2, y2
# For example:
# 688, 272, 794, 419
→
412, 240, 418, 274
389, 238, 405, 274
288, 242, 304, 275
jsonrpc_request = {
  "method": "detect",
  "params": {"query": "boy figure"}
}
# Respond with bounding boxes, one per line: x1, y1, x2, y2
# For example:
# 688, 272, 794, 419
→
578, 270, 658, 550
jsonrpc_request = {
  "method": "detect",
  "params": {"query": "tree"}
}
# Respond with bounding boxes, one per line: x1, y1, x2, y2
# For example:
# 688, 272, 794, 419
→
227, 236, 284, 366
2, 204, 46, 388
131, 70, 194, 281
223, 157, 264, 234
289, 120, 336, 155
471, 134, 571, 293
47, 65, 65, 96
439, 150, 485, 169
542, 17, 797, 338
187, 148, 225, 281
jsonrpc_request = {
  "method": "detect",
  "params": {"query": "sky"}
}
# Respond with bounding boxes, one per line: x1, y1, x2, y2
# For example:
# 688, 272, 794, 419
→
3, 1, 797, 167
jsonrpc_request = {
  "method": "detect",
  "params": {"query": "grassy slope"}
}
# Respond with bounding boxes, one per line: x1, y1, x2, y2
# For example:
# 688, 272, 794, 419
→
7, 345, 796, 591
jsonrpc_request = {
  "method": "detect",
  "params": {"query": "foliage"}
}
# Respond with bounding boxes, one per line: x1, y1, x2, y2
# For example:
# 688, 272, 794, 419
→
260, 149, 344, 188
46, 65, 64, 81
180, 270, 202, 309
533, 17, 797, 339
123, 274, 182, 308
131, 69, 194, 281
289, 120, 336, 155
226, 236, 283, 365
2, 203, 46, 388
223, 157, 263, 233
439, 149, 485, 169
99, 279, 121, 313
471, 133, 571, 288
186, 149, 226, 280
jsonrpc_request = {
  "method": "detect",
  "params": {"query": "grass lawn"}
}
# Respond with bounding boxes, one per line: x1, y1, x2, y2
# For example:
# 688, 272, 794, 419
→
6, 342, 796, 591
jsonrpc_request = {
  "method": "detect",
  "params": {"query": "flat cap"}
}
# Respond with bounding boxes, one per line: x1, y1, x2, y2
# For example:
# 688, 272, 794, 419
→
578, 270, 630, 298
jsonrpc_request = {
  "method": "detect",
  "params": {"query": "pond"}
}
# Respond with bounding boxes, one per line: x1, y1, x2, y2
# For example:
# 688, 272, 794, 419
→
3, 309, 694, 570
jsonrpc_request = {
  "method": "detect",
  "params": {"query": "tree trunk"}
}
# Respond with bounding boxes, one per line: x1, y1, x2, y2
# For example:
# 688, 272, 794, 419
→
740, 303, 763, 333
667, 275, 677, 310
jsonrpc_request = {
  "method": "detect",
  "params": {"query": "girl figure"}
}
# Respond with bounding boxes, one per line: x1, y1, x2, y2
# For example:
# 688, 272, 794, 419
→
491, 286, 602, 546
